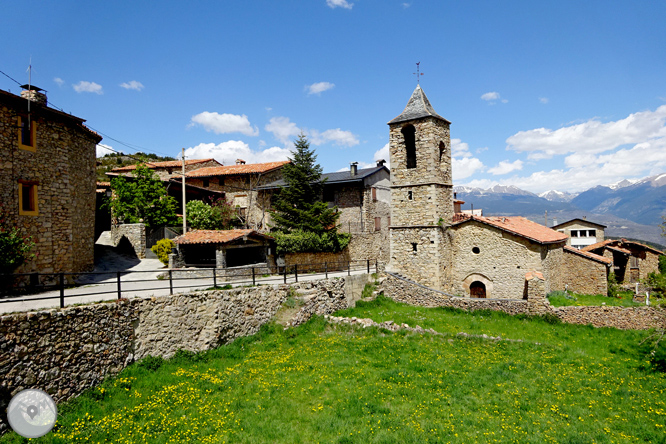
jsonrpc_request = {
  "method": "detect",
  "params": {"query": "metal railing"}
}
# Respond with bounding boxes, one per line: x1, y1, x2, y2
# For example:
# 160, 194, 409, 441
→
0, 259, 379, 310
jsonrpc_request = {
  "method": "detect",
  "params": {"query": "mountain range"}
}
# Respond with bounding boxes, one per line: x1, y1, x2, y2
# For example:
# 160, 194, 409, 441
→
454, 173, 666, 247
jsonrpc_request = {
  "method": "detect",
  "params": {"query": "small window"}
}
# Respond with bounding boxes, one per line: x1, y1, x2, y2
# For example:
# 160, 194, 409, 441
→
18, 116, 36, 151
323, 187, 335, 202
218, 177, 225, 186
588, 230, 596, 237
371, 187, 377, 202
411, 242, 417, 252
472, 247, 480, 254
439, 141, 446, 163
238, 207, 247, 218
570, 230, 578, 237
202, 179, 210, 188
630, 256, 639, 268
18, 181, 39, 216
374, 217, 381, 231
402, 125, 416, 169
408, 191, 413, 200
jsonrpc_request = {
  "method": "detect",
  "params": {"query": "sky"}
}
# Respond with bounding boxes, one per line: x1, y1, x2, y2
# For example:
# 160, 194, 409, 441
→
2, 0, 665, 194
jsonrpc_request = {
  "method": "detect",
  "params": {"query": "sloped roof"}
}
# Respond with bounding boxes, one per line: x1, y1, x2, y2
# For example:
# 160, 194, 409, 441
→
582, 239, 664, 256
454, 215, 568, 245
388, 85, 450, 125
551, 218, 607, 229
563, 246, 612, 265
174, 229, 274, 245
111, 158, 220, 172
257, 165, 388, 190
185, 161, 289, 178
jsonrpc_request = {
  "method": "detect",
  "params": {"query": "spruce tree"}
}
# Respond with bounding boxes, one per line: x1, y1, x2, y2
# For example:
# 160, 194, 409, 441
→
270, 133, 340, 235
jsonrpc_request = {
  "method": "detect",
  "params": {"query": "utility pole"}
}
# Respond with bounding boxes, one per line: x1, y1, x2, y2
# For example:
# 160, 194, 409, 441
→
182, 148, 187, 233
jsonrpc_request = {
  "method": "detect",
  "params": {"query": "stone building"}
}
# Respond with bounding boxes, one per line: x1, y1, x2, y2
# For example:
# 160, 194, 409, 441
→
386, 85, 610, 298
173, 229, 275, 269
582, 239, 663, 284
551, 218, 605, 250
185, 159, 289, 230
0, 86, 102, 273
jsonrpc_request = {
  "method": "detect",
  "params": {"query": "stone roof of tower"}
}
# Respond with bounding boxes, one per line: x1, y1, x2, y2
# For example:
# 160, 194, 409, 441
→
388, 85, 450, 125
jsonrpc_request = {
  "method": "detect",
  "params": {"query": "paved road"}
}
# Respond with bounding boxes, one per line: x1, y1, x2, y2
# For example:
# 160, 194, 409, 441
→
0, 266, 370, 314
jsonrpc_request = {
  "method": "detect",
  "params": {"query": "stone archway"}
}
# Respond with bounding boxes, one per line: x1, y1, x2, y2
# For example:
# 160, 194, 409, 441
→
469, 281, 486, 298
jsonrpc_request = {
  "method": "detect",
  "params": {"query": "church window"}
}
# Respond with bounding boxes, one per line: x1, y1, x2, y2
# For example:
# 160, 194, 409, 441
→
402, 125, 416, 169
411, 242, 417, 252
408, 191, 413, 200
472, 247, 480, 254
439, 141, 446, 163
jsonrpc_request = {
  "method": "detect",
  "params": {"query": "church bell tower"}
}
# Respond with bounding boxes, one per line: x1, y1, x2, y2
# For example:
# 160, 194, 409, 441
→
387, 85, 453, 289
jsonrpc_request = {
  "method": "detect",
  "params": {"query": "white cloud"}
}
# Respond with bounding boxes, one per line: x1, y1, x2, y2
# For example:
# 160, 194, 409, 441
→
120, 80, 144, 91
488, 159, 523, 175
453, 157, 484, 180
307, 82, 335, 95
184, 140, 292, 166
265, 116, 301, 144
373, 143, 390, 167
73, 81, 103, 94
309, 128, 359, 147
481, 92, 500, 101
539, 97, 549, 104
451, 138, 472, 158
402, 3, 411, 8
190, 112, 259, 136
54, 77, 64, 87
326, 0, 353, 9
96, 143, 114, 158
506, 105, 666, 160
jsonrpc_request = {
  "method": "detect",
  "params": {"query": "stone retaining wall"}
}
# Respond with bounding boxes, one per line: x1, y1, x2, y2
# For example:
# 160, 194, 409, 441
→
0, 274, 372, 433
383, 273, 665, 330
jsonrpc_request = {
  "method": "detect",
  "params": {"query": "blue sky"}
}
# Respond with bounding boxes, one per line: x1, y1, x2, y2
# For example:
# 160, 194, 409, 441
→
2, 0, 665, 194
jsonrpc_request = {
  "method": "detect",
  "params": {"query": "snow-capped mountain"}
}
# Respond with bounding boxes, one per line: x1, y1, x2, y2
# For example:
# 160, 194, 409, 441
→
538, 190, 578, 203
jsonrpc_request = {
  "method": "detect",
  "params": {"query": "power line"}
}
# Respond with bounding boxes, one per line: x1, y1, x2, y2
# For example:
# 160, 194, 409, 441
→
0, 69, 22, 87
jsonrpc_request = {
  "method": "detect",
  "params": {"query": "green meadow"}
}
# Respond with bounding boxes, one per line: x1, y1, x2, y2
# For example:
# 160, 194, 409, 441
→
2, 295, 665, 443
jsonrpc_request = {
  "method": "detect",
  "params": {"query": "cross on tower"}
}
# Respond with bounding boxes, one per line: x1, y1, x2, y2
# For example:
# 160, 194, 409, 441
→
413, 62, 424, 84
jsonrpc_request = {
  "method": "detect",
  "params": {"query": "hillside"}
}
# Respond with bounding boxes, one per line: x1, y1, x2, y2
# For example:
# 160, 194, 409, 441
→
96, 152, 176, 182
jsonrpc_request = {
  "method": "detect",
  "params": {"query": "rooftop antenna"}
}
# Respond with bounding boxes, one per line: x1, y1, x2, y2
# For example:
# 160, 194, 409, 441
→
413, 62, 423, 84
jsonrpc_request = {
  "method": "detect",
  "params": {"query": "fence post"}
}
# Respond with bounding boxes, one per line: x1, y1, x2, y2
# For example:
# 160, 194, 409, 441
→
283, 266, 287, 284
116, 271, 122, 300
367, 259, 370, 274
348, 261, 351, 276
169, 270, 173, 295
375, 260, 378, 275
294, 264, 298, 283
213, 268, 217, 289
252, 267, 256, 286
325, 262, 328, 279
59, 273, 65, 308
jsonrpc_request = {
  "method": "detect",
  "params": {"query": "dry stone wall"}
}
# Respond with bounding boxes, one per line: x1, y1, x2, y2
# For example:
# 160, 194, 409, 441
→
561, 249, 608, 295
0, 274, 371, 432
111, 223, 146, 259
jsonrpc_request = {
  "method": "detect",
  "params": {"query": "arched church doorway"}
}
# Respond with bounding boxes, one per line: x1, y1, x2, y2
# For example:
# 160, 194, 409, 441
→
470, 281, 486, 298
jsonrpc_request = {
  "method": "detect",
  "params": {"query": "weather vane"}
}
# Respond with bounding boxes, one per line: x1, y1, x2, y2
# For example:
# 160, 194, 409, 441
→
413, 62, 423, 84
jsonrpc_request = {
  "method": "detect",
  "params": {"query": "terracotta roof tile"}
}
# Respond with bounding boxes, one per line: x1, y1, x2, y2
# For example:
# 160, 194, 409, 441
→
525, 271, 545, 281
111, 158, 219, 172
582, 239, 664, 256
564, 246, 612, 264
458, 215, 568, 244
580, 239, 615, 252
185, 161, 290, 178
174, 229, 274, 245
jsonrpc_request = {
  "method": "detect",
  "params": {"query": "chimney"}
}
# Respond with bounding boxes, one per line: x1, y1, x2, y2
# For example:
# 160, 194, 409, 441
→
376, 159, 386, 167
236, 159, 246, 165
350, 162, 358, 176
20, 85, 47, 106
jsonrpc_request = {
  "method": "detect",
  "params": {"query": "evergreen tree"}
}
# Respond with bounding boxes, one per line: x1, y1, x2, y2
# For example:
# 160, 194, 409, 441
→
270, 133, 340, 235
107, 164, 179, 229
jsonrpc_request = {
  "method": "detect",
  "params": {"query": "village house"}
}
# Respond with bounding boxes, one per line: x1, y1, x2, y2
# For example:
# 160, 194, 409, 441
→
0, 86, 102, 274
386, 85, 610, 298
551, 218, 606, 250
582, 239, 662, 284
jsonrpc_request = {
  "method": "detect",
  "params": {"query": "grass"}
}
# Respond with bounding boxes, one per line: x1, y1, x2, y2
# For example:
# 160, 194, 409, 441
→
2, 297, 666, 443
547, 289, 666, 307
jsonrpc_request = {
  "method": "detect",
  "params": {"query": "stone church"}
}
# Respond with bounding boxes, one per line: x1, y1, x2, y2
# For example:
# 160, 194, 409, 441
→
386, 86, 609, 299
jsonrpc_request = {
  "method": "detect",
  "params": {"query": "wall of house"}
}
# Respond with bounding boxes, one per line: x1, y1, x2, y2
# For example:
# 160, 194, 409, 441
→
389, 226, 450, 290
0, 275, 371, 432
449, 221, 560, 299
554, 221, 604, 249
0, 98, 99, 274
561, 250, 608, 295
636, 249, 661, 282
148, 160, 220, 182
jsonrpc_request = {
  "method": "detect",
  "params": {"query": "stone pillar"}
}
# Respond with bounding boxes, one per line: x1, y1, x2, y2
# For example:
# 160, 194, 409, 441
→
215, 247, 227, 269
525, 271, 546, 300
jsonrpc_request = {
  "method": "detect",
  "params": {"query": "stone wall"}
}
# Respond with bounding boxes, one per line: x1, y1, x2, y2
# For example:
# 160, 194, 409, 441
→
382, 272, 665, 330
111, 223, 146, 259
347, 231, 390, 264
0, 90, 101, 274
561, 248, 608, 295
639, 250, 661, 282
284, 250, 351, 272
389, 226, 449, 290
0, 274, 372, 432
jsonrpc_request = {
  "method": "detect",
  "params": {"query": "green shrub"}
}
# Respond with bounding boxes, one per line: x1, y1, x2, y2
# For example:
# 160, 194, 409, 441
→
0, 206, 35, 274
659, 255, 666, 275
151, 238, 175, 266
607, 272, 621, 298
136, 355, 164, 372
273, 230, 351, 255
